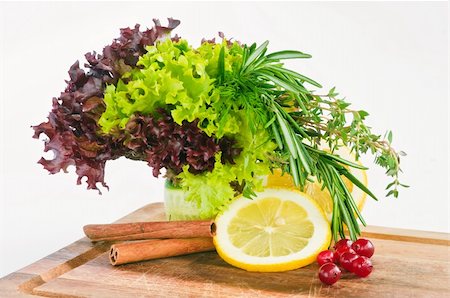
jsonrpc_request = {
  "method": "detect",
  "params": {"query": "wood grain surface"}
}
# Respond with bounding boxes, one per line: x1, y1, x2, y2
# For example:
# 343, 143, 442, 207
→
1, 203, 449, 297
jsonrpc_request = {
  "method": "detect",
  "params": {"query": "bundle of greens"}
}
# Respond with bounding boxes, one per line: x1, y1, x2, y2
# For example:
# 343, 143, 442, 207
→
33, 19, 406, 241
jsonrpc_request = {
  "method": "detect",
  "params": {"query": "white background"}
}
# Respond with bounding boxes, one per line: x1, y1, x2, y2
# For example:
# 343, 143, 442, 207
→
0, 2, 448, 278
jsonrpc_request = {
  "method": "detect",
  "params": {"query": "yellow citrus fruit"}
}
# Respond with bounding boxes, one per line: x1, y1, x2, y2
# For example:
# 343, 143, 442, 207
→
265, 146, 368, 221
213, 188, 331, 272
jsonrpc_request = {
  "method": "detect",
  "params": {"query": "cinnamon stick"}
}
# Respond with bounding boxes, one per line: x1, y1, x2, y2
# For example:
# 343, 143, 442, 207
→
83, 220, 215, 242
109, 238, 215, 266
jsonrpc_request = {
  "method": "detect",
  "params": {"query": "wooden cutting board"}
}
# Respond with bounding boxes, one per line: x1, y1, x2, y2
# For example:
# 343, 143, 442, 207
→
1, 203, 449, 297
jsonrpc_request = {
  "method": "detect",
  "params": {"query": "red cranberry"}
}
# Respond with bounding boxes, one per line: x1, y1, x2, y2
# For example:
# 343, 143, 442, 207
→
332, 251, 340, 264
352, 238, 375, 258
318, 263, 342, 285
334, 238, 353, 250
317, 250, 335, 266
335, 245, 356, 260
339, 252, 359, 272
352, 256, 373, 277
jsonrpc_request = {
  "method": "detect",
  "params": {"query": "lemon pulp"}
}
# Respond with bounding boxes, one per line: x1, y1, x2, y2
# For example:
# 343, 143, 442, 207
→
228, 197, 314, 257
213, 188, 331, 272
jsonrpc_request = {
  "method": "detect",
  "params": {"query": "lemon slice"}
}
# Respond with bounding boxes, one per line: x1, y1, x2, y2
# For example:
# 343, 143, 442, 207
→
213, 188, 331, 272
266, 146, 367, 221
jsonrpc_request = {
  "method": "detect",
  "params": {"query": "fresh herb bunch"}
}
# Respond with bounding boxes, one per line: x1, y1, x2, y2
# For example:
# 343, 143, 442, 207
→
33, 20, 406, 241
228, 41, 408, 240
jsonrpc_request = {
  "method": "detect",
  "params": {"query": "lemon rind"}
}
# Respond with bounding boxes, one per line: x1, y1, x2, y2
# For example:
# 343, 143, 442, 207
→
213, 188, 332, 272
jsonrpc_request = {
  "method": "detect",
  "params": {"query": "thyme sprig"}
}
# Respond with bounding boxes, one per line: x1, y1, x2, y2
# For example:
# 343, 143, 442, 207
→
218, 40, 407, 241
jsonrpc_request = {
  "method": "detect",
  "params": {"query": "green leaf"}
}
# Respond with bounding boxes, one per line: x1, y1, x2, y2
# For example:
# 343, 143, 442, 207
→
338, 102, 351, 109
176, 154, 238, 219
385, 181, 397, 190
293, 93, 309, 115
243, 40, 269, 69
331, 194, 340, 242
271, 122, 284, 150
336, 190, 357, 240
386, 189, 396, 197
258, 71, 305, 93
275, 103, 309, 138
289, 155, 301, 187
266, 50, 312, 60
293, 135, 312, 174
264, 115, 277, 129
242, 182, 257, 198
334, 170, 366, 226
276, 113, 298, 158
324, 153, 368, 170
358, 110, 369, 119
266, 65, 322, 88
306, 145, 368, 170
341, 170, 378, 201
218, 46, 225, 83
328, 87, 339, 97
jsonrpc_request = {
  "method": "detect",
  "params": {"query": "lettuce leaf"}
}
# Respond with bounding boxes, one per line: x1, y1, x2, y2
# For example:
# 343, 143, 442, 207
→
177, 153, 237, 219
33, 20, 180, 192
176, 111, 277, 213
98, 39, 245, 139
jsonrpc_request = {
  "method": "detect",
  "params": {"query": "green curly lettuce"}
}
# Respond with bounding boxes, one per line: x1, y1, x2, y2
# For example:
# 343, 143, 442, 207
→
177, 111, 277, 215
177, 153, 237, 218
98, 37, 280, 216
98, 39, 244, 138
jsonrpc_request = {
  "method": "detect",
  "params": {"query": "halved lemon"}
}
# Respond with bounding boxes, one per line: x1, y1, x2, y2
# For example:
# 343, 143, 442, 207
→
266, 146, 367, 221
213, 188, 331, 272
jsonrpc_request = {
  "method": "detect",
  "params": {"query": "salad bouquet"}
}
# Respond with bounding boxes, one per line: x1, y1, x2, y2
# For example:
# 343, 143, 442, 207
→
33, 19, 405, 243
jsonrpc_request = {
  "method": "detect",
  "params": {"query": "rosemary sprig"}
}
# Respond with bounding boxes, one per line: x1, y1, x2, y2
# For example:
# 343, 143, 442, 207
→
222, 40, 407, 241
